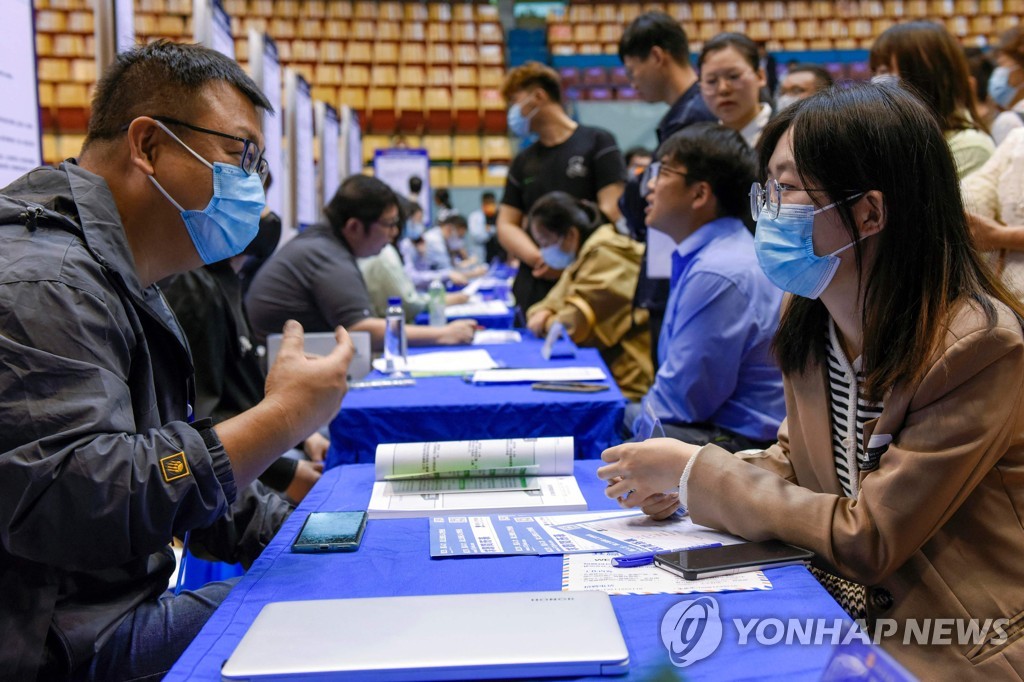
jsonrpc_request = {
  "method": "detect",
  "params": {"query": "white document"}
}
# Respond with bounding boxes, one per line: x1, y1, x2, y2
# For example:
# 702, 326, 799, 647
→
367, 475, 587, 519
375, 437, 575, 480
371, 349, 498, 375
471, 367, 608, 384
646, 228, 676, 279
564, 511, 743, 553
472, 330, 522, 345
562, 553, 773, 596
387, 476, 542, 495
445, 300, 510, 317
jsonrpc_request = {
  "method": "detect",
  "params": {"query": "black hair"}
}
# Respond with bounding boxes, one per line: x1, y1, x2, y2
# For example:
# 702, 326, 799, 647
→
434, 187, 452, 209
784, 63, 834, 89
624, 146, 653, 166
527, 192, 602, 247
656, 122, 756, 226
698, 32, 760, 71
408, 175, 423, 194
761, 82, 1024, 401
244, 211, 282, 260
481, 191, 497, 202
618, 12, 691, 66
324, 175, 398, 236
440, 213, 468, 231
84, 40, 271, 148
964, 48, 995, 102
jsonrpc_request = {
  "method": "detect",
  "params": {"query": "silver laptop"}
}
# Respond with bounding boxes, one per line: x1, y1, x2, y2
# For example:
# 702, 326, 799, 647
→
266, 330, 371, 383
221, 591, 630, 681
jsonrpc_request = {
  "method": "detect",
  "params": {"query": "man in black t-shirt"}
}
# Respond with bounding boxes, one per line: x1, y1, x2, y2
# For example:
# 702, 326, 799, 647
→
498, 61, 626, 312
618, 13, 717, 367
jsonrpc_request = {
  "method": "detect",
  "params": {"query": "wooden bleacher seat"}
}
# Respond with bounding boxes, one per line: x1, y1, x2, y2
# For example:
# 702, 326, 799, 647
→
451, 165, 483, 188
453, 135, 482, 163
379, 1, 403, 21
454, 66, 478, 87
479, 23, 503, 44
301, 0, 325, 18
70, 58, 95, 83
421, 134, 453, 161
55, 82, 90, 131
482, 136, 512, 165
156, 15, 186, 37
378, 21, 401, 41
397, 87, 425, 132
482, 165, 509, 187
276, 0, 299, 18
454, 23, 476, 43
346, 41, 372, 63
405, 3, 428, 22
429, 165, 451, 189
620, 4, 641, 23
479, 88, 506, 134
296, 19, 320, 39
428, 43, 452, 64
400, 65, 427, 86
453, 88, 480, 133
479, 67, 504, 88
311, 86, 337, 104
429, 3, 452, 22
371, 64, 398, 87
342, 64, 370, 87
38, 58, 70, 82
351, 20, 374, 40
479, 45, 503, 67
292, 41, 317, 61
400, 43, 427, 63
326, 0, 352, 18
367, 88, 397, 132
574, 25, 598, 43
403, 22, 426, 42
373, 42, 399, 64
339, 87, 367, 115
425, 87, 453, 132
476, 3, 500, 20
931, 0, 956, 15
57, 134, 85, 160
548, 24, 572, 44
353, 1, 376, 19
568, 5, 594, 22
323, 20, 349, 39
452, 4, 474, 22
43, 134, 59, 166
268, 18, 295, 39
319, 42, 344, 63
594, 4, 619, 22
428, 23, 451, 42
454, 44, 479, 65
427, 65, 452, 87
315, 64, 343, 85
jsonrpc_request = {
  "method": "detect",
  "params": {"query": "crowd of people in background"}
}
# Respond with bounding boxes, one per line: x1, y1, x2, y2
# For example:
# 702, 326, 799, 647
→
2, 11, 1024, 680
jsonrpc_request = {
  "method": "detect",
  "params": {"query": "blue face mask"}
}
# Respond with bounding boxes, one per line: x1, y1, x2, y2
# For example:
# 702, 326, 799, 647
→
507, 101, 537, 139
405, 221, 425, 240
989, 66, 1021, 108
540, 243, 576, 270
149, 121, 266, 265
754, 199, 862, 299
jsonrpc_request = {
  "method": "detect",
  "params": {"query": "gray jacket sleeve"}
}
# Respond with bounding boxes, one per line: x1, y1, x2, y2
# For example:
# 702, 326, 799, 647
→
0, 276, 238, 572
188, 480, 293, 569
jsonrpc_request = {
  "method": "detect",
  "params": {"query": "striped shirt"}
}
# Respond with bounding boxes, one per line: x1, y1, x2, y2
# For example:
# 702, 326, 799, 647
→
826, 319, 885, 498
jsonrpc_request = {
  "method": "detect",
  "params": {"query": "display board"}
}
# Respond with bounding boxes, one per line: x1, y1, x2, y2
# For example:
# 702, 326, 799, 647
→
194, 0, 234, 59
316, 101, 340, 209
286, 69, 317, 230
0, 0, 42, 187
114, 0, 134, 52
248, 31, 284, 220
373, 148, 431, 224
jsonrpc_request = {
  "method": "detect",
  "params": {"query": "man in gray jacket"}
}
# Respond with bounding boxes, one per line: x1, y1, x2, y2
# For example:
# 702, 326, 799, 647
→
0, 41, 352, 680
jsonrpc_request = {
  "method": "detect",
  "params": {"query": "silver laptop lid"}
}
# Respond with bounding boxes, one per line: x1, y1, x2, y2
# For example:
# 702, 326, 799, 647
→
266, 330, 371, 383
221, 591, 629, 681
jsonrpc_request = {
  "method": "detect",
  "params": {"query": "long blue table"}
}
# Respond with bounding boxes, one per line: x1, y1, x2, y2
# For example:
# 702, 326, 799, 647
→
326, 337, 626, 467
168, 460, 855, 681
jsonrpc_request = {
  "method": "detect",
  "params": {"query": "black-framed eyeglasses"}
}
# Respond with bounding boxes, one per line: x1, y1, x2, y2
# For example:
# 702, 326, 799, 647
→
640, 161, 689, 199
150, 116, 268, 183
750, 178, 865, 221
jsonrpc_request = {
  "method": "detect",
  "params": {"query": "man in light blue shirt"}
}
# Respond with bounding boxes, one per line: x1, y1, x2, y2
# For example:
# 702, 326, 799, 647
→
624, 122, 785, 451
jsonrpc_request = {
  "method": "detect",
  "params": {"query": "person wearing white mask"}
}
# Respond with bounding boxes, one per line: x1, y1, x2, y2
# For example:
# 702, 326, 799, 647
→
497, 61, 627, 312
524, 192, 652, 400
597, 82, 1024, 679
988, 26, 1024, 146
775, 63, 833, 113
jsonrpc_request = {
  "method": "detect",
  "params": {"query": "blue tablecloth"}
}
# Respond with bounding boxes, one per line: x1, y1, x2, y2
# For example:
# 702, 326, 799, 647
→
326, 338, 626, 467
167, 460, 855, 681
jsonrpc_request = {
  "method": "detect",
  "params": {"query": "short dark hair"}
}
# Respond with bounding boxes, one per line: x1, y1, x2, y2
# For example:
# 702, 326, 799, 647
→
408, 175, 423, 194
618, 12, 691, 66
784, 63, 834, 89
481, 191, 496, 202
527, 191, 602, 245
434, 187, 452, 209
656, 122, 756, 224
440, 213, 468, 231
624, 146, 653, 166
698, 32, 760, 71
964, 48, 995, 101
501, 61, 562, 104
761, 82, 1024, 401
324, 175, 398, 235
84, 40, 271, 148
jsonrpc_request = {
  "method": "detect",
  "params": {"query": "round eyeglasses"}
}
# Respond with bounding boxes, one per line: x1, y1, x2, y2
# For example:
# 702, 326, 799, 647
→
749, 179, 858, 222
640, 161, 688, 199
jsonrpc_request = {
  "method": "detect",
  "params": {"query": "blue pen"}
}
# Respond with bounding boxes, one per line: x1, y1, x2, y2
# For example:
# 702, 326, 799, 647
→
613, 542, 723, 568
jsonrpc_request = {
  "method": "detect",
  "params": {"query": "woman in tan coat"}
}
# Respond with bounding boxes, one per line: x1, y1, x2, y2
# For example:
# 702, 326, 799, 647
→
599, 83, 1024, 678
525, 192, 653, 400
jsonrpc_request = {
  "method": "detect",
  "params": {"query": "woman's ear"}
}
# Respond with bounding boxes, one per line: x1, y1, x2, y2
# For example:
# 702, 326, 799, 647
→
855, 190, 886, 238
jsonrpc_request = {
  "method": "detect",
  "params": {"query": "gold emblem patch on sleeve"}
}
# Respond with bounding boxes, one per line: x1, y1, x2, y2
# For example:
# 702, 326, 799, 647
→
160, 452, 191, 482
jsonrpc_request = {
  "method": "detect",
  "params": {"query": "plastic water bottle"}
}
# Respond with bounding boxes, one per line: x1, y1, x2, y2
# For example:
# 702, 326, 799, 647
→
383, 297, 407, 375
428, 279, 447, 327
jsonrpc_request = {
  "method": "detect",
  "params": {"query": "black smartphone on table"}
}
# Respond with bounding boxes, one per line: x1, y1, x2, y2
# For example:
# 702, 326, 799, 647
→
292, 511, 368, 553
654, 540, 813, 580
